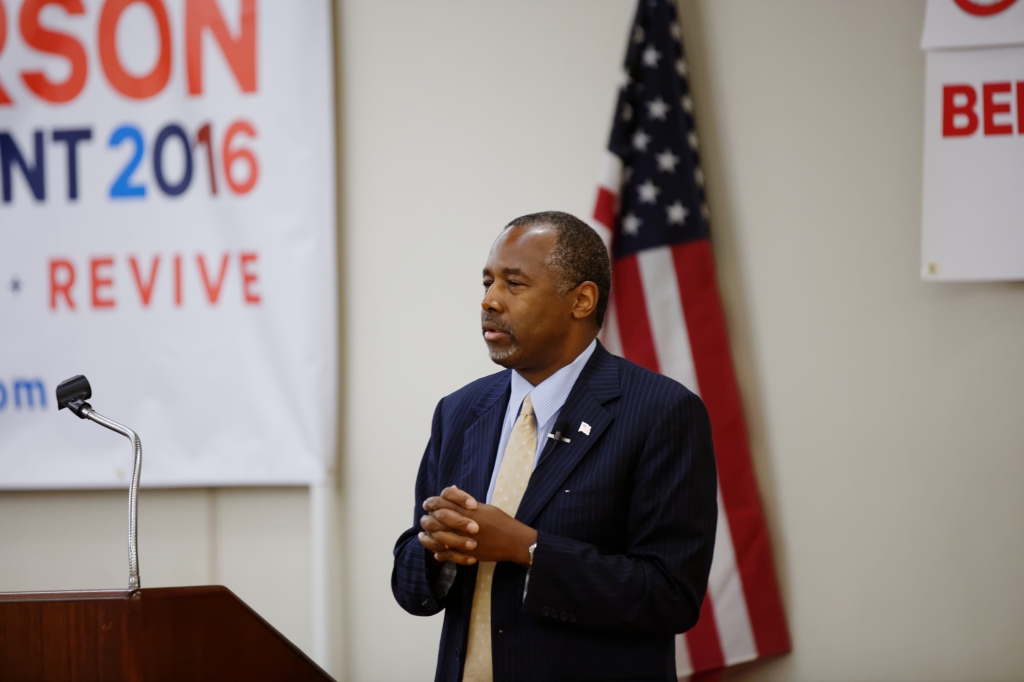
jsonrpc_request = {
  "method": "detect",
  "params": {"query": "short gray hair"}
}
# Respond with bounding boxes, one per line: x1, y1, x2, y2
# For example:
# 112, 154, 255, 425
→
504, 211, 611, 328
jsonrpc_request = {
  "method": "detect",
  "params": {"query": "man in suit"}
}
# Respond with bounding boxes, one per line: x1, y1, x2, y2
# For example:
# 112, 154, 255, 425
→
392, 211, 717, 682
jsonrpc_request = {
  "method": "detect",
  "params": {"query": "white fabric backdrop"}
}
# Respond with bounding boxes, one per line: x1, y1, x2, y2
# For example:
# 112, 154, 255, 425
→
0, 0, 336, 487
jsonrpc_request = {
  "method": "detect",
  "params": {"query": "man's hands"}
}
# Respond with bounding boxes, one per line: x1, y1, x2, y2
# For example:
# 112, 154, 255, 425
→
418, 486, 537, 568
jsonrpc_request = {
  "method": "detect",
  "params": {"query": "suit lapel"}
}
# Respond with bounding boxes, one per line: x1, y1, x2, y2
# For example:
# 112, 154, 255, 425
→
516, 343, 621, 527
459, 374, 511, 503
516, 394, 612, 526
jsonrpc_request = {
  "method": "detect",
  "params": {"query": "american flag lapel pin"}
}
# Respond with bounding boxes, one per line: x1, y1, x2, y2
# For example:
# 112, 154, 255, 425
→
579, 422, 591, 436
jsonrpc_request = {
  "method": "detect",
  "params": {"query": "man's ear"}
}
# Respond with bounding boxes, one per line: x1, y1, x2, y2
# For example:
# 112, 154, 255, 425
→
571, 282, 599, 321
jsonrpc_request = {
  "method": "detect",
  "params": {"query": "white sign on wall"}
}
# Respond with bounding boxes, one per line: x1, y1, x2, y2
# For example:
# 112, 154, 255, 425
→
921, 0, 1024, 280
0, 0, 337, 488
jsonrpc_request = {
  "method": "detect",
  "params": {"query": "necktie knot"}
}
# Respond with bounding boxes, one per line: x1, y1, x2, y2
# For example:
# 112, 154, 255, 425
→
520, 394, 534, 419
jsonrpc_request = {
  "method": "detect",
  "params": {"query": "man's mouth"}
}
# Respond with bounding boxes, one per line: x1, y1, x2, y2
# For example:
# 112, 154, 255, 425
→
482, 318, 513, 342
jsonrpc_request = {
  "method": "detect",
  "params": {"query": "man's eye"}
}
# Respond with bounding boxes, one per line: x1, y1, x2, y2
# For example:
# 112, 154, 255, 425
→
483, 281, 493, 289
507, 281, 522, 287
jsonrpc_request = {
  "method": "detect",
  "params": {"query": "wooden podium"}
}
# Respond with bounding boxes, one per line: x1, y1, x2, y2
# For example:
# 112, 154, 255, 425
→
0, 585, 335, 681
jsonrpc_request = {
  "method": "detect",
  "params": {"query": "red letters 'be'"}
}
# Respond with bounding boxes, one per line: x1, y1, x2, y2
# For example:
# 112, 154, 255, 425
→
943, 82, 1024, 137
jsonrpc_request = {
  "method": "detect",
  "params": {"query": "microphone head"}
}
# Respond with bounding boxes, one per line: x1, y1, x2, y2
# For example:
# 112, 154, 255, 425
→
552, 419, 570, 439
56, 375, 92, 418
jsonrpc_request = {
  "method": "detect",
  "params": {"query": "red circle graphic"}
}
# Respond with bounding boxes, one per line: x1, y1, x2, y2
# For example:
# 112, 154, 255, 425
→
953, 0, 1018, 16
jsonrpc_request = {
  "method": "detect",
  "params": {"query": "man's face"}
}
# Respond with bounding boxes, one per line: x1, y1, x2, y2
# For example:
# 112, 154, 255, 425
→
481, 225, 574, 373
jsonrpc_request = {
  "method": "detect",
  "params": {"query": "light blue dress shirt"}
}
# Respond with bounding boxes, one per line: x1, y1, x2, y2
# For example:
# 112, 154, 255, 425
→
485, 339, 597, 504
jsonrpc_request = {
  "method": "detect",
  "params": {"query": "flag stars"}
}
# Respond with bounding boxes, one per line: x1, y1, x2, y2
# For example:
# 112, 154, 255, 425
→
646, 98, 669, 120
642, 45, 662, 68
608, 17, 711, 247
666, 202, 688, 225
638, 179, 661, 204
656, 149, 680, 173
623, 212, 642, 236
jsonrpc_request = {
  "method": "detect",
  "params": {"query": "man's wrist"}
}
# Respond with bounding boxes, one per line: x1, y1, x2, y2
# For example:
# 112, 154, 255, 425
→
516, 527, 539, 566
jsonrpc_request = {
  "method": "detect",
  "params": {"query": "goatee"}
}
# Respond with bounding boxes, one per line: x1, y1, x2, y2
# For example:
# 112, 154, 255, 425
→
488, 342, 519, 362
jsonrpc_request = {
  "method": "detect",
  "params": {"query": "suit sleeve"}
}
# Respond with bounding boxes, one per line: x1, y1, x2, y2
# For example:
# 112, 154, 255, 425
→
391, 398, 449, 616
521, 391, 717, 634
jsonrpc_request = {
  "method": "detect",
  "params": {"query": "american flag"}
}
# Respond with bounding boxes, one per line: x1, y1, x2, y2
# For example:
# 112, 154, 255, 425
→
589, 0, 791, 676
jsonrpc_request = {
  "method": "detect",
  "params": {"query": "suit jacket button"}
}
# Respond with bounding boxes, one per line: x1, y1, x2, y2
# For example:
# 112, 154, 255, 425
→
541, 606, 550, 616
569, 613, 577, 623
560, 611, 568, 621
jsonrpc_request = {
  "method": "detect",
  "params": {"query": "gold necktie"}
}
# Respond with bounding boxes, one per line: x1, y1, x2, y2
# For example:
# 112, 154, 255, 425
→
462, 394, 536, 682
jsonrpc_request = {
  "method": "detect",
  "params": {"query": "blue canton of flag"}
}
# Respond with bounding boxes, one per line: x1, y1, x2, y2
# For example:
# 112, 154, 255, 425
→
609, 0, 709, 260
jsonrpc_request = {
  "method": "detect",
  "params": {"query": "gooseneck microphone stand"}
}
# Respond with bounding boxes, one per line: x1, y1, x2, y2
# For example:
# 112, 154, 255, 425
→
0, 375, 337, 678
56, 375, 142, 591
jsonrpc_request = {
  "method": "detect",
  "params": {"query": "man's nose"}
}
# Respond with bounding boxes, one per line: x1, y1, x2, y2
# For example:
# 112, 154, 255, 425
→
481, 285, 503, 313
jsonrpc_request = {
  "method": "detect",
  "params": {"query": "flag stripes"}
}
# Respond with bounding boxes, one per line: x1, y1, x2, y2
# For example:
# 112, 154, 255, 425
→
637, 247, 699, 393
611, 255, 661, 374
591, 1, 789, 673
672, 241, 790, 658
707, 486, 758, 665
593, 165, 789, 676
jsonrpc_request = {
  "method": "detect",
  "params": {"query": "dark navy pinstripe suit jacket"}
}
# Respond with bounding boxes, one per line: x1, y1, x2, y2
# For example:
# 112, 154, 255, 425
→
392, 342, 717, 682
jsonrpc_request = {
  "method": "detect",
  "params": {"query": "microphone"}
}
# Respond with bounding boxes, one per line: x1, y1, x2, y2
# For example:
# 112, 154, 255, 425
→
56, 375, 143, 592
548, 419, 571, 444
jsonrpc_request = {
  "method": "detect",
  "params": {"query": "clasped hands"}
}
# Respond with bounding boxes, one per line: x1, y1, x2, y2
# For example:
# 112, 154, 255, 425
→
418, 485, 537, 568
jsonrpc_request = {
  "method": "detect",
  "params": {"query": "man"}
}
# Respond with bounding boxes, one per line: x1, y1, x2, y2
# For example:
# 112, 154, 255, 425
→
392, 211, 717, 682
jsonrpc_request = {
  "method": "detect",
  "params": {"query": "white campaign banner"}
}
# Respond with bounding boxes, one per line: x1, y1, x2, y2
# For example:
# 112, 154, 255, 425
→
921, 0, 1024, 280
0, 0, 336, 487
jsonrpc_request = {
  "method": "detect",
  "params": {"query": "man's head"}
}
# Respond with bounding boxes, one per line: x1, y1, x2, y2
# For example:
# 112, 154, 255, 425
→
481, 211, 611, 384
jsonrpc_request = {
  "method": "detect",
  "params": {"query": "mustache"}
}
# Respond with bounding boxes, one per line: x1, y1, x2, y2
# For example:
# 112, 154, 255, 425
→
481, 313, 514, 336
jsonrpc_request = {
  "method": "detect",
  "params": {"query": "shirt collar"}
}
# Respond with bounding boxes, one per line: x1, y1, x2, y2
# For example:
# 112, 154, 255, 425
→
510, 339, 597, 428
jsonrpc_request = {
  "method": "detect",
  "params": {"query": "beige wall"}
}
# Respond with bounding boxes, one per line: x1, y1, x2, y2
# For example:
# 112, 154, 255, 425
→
0, 487, 313, 653
3, 1, 1024, 681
